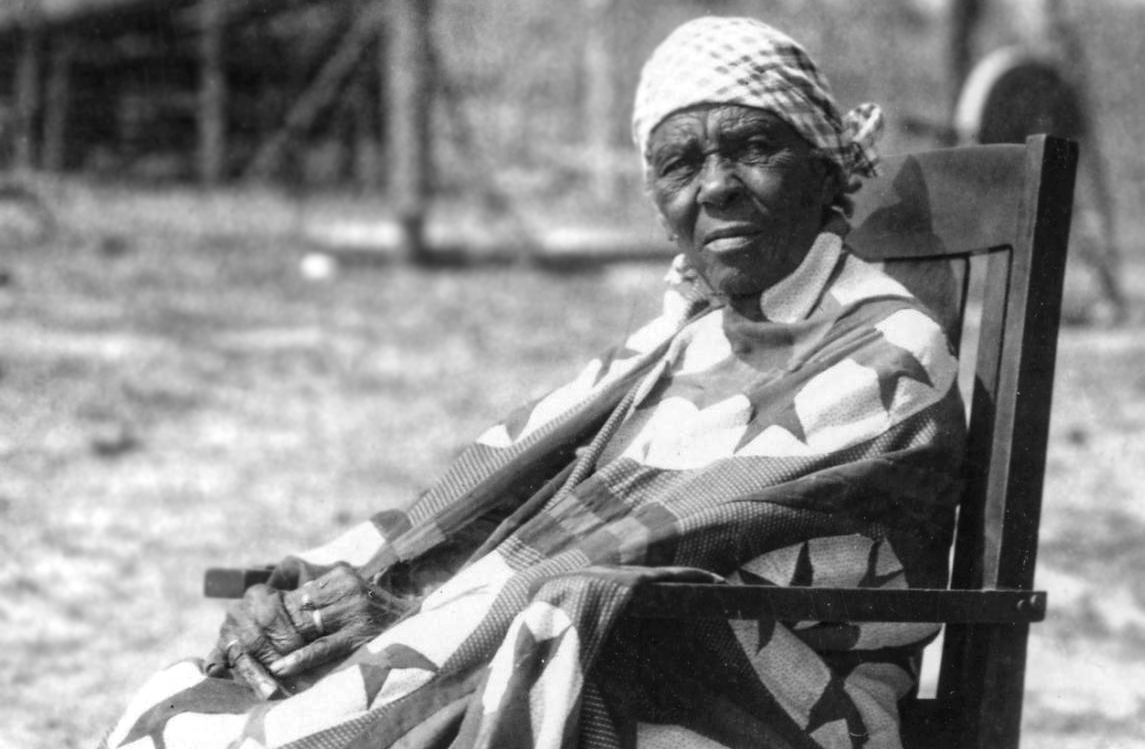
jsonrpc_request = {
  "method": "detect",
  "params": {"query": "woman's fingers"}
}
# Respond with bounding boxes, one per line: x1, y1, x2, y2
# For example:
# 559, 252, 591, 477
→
205, 583, 312, 681
217, 584, 307, 669
312, 564, 362, 604
234, 610, 285, 667
268, 630, 356, 679
204, 617, 289, 698
309, 574, 366, 630
282, 565, 369, 636
206, 613, 242, 677
230, 649, 288, 700
308, 564, 410, 630
204, 643, 229, 678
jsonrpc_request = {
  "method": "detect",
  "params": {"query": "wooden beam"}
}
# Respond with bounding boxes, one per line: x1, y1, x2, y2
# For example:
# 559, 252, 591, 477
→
245, 3, 383, 180
387, 0, 435, 262
198, 0, 227, 184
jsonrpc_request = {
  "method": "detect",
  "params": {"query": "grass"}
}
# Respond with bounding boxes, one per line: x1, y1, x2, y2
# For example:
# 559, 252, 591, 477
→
0, 182, 667, 746
2, 176, 1144, 748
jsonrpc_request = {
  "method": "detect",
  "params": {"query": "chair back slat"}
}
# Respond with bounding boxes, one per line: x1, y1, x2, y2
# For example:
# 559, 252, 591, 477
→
954, 249, 1013, 590
848, 143, 1026, 260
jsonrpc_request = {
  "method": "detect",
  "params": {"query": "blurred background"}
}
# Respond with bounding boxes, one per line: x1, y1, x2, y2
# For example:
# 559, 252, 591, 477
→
0, 0, 1143, 746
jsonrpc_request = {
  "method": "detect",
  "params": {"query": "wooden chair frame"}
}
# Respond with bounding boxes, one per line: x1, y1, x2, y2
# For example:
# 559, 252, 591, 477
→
206, 135, 1077, 748
626, 135, 1078, 747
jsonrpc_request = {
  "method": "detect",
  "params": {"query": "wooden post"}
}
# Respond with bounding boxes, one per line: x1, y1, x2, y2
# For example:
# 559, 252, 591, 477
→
14, 12, 43, 171
583, 0, 617, 203
387, 0, 435, 263
351, 65, 381, 189
198, 0, 227, 184
42, 37, 71, 173
376, 13, 388, 189
351, 0, 381, 189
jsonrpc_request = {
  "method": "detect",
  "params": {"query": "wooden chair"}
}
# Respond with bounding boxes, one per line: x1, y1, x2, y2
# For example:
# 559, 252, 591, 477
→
626, 134, 1078, 748
206, 135, 1077, 748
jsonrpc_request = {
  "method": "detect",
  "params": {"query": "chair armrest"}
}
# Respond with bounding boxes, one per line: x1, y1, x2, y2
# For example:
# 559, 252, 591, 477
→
626, 584, 1046, 623
204, 567, 274, 598
205, 570, 1046, 625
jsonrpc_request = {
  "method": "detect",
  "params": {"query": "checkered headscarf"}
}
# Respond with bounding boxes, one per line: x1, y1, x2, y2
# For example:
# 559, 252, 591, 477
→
633, 17, 885, 180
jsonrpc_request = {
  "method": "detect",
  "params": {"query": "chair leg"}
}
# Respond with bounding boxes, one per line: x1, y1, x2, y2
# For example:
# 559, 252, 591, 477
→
940, 622, 1030, 749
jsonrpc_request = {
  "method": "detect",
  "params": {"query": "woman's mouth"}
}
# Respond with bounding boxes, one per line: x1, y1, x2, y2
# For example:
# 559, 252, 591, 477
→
702, 228, 763, 254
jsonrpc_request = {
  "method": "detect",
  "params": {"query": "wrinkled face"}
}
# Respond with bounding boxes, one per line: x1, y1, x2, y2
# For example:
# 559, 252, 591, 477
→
648, 104, 836, 300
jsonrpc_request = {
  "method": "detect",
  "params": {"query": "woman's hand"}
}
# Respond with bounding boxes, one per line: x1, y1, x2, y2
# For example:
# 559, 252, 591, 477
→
204, 584, 307, 689
267, 565, 411, 678
205, 563, 412, 690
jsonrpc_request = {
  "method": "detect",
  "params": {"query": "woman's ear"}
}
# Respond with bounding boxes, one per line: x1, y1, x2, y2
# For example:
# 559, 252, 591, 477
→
811, 157, 843, 210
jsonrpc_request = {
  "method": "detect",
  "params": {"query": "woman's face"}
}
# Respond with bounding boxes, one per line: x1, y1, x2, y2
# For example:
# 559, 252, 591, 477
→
648, 104, 836, 301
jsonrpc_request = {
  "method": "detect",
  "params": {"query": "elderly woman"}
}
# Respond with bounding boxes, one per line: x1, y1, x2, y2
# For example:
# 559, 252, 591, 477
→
102, 17, 963, 749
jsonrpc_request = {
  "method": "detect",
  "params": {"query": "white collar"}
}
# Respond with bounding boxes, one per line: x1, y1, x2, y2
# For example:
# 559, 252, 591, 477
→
758, 226, 844, 323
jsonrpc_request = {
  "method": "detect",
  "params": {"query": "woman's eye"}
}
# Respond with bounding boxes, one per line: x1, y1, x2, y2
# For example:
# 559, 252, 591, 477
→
740, 139, 779, 160
657, 158, 695, 179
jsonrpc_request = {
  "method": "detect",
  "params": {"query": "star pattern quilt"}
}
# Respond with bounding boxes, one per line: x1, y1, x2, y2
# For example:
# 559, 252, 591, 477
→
102, 236, 965, 749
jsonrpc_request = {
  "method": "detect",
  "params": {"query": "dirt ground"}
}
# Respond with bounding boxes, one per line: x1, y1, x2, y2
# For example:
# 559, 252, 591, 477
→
2, 181, 1144, 747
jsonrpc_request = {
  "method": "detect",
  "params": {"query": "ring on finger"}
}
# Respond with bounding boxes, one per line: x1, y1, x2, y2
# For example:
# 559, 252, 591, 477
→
311, 608, 325, 637
300, 591, 314, 611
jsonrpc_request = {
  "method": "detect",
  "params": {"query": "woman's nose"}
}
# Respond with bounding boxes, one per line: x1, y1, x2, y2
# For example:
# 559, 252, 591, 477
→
697, 156, 743, 208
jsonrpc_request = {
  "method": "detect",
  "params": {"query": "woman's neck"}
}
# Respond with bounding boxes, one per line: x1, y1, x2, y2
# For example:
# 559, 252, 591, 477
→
727, 292, 766, 321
